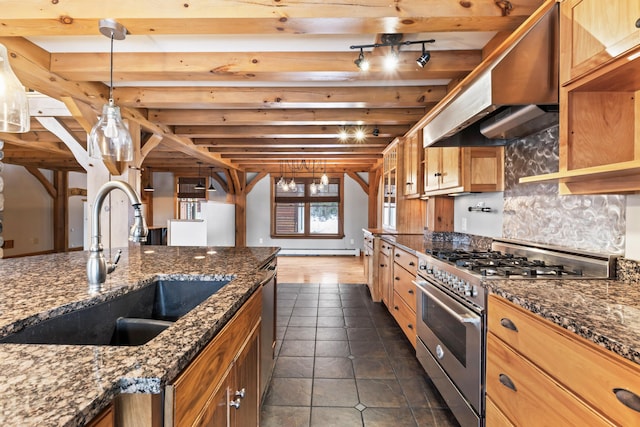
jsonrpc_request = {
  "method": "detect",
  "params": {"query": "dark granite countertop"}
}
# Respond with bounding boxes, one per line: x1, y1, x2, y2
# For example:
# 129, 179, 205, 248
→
0, 245, 279, 427
486, 279, 640, 365
364, 229, 640, 367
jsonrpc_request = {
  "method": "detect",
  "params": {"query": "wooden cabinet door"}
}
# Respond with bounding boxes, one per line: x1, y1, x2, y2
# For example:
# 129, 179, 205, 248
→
439, 147, 461, 190
378, 252, 391, 307
233, 327, 260, 427
197, 375, 232, 427
403, 133, 420, 197
425, 148, 442, 191
561, 0, 640, 83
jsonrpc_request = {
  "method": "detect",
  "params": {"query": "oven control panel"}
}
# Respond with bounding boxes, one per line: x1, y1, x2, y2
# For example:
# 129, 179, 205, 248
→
417, 255, 485, 309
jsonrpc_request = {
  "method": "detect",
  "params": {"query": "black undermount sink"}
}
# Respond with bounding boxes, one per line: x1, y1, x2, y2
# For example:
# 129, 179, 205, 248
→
0, 279, 230, 346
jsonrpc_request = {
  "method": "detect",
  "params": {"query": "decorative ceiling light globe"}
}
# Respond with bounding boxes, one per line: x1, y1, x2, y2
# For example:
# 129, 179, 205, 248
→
0, 44, 30, 133
320, 173, 329, 186
310, 181, 318, 195
88, 99, 133, 162
288, 178, 297, 192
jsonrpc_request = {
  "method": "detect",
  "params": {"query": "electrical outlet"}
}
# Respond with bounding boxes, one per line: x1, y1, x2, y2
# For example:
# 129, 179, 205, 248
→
349, 238, 354, 245
461, 217, 468, 232
259, 238, 264, 244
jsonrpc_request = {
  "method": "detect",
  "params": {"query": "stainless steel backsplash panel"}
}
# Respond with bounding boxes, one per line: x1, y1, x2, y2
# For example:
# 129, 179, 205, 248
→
503, 125, 625, 254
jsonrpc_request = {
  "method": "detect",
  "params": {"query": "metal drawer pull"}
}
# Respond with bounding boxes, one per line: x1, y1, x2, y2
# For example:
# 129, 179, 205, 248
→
500, 318, 518, 332
235, 388, 246, 399
395, 276, 400, 281
409, 261, 415, 266
394, 306, 399, 310
229, 398, 241, 409
614, 388, 640, 412
408, 289, 414, 294
407, 323, 413, 330
499, 374, 517, 392
395, 253, 400, 257
636, 18, 640, 28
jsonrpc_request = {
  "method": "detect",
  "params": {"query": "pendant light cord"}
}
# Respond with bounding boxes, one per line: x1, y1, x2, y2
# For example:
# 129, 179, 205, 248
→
109, 31, 114, 102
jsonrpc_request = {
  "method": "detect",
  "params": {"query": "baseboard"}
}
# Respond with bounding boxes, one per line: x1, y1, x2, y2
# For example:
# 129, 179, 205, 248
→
278, 248, 361, 256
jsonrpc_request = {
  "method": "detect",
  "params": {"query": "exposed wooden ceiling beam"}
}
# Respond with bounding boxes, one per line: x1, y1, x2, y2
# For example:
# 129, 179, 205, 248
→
0, 0, 542, 36
174, 125, 409, 138
149, 108, 427, 126
114, 86, 447, 109
51, 50, 481, 82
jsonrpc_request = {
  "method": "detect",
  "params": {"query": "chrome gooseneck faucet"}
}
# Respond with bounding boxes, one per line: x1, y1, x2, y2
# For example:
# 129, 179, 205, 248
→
87, 180, 148, 291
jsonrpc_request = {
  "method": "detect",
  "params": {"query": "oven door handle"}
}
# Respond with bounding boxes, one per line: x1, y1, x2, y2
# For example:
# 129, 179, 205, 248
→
413, 280, 480, 325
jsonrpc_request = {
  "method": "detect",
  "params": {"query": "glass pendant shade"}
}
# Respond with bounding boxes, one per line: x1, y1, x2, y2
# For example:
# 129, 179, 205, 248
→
320, 173, 329, 186
0, 44, 30, 133
310, 181, 318, 195
89, 100, 133, 162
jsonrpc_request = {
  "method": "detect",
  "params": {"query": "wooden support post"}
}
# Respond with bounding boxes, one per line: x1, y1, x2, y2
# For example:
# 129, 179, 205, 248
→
53, 171, 68, 252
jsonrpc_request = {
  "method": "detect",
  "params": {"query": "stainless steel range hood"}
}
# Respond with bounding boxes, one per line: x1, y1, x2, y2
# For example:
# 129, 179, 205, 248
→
422, 2, 559, 146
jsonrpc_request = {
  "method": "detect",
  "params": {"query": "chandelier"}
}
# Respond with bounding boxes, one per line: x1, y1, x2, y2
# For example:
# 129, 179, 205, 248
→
277, 160, 328, 193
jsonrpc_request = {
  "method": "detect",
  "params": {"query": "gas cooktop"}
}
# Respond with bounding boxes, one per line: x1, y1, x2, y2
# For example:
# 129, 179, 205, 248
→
426, 248, 585, 278
422, 239, 617, 281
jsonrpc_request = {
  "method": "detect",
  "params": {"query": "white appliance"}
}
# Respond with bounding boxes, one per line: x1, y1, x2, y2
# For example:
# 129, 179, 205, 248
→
168, 201, 235, 246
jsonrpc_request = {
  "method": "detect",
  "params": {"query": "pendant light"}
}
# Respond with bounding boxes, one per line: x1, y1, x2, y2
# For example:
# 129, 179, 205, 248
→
320, 160, 329, 189
88, 19, 133, 163
0, 43, 30, 133
143, 166, 154, 192
194, 162, 205, 190
208, 167, 216, 192
309, 160, 318, 195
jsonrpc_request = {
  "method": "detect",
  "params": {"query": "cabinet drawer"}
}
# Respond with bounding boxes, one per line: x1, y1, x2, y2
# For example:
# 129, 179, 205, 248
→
168, 289, 262, 427
487, 333, 611, 426
488, 295, 640, 426
391, 290, 416, 348
392, 265, 416, 312
393, 247, 417, 274
485, 395, 514, 427
380, 241, 392, 256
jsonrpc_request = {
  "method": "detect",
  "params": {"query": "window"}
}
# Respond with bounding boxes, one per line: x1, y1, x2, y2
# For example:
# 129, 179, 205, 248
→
271, 177, 344, 238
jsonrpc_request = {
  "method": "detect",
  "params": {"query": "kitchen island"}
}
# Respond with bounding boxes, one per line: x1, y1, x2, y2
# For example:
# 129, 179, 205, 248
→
0, 245, 279, 426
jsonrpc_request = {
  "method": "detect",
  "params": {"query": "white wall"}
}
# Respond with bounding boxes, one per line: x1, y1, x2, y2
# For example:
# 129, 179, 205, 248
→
2, 164, 54, 256
152, 172, 175, 228
68, 171, 86, 249
246, 173, 368, 250
453, 192, 503, 238
626, 195, 640, 260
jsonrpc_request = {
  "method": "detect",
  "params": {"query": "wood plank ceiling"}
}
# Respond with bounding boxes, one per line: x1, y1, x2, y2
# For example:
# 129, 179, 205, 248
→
0, 0, 545, 177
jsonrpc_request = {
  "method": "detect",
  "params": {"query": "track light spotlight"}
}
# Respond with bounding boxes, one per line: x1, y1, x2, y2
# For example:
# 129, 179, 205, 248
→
354, 48, 370, 71
373, 127, 380, 137
350, 37, 435, 71
416, 43, 431, 68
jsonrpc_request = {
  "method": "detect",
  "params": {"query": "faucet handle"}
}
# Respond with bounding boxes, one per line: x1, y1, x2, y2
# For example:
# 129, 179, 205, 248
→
107, 249, 123, 275
113, 249, 122, 265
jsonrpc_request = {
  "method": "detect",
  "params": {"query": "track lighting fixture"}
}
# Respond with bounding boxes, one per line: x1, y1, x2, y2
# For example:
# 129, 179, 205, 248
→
350, 35, 435, 71
416, 42, 431, 68
372, 127, 380, 137
354, 48, 370, 71
88, 19, 133, 163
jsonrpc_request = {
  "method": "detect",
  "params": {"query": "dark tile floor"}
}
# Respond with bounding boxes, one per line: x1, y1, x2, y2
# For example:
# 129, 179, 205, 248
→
260, 283, 459, 427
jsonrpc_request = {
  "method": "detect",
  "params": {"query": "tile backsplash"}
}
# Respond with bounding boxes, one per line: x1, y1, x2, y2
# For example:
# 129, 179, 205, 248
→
502, 125, 626, 254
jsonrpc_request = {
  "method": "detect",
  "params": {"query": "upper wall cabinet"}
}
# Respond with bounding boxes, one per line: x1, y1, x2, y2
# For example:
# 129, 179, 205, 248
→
422, 146, 504, 197
403, 131, 422, 198
561, 0, 640, 84
382, 145, 397, 230
520, 0, 640, 194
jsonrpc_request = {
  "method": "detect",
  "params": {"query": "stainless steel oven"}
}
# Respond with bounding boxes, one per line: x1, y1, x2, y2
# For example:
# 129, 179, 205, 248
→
414, 255, 486, 427
413, 239, 617, 427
